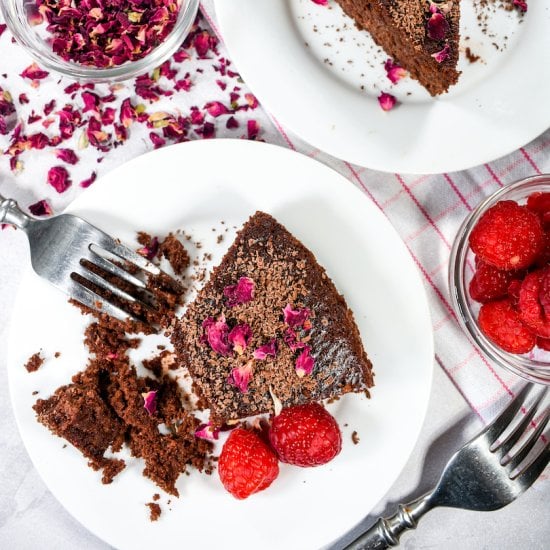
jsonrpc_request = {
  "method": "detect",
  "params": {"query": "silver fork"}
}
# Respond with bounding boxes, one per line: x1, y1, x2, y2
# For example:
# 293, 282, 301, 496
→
344, 384, 549, 550
1, 193, 161, 323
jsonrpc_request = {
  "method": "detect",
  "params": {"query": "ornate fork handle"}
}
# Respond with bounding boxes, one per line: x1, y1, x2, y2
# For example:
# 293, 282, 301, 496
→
0, 193, 32, 229
345, 493, 433, 550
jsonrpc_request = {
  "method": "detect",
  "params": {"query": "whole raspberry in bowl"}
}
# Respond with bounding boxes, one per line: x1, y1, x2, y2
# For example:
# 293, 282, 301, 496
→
449, 174, 550, 385
0, 0, 199, 82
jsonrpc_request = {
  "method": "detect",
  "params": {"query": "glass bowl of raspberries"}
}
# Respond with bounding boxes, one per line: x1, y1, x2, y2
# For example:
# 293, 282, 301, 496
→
449, 174, 550, 385
0, 0, 199, 82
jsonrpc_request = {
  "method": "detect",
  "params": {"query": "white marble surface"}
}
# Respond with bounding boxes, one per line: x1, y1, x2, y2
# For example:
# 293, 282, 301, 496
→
0, 227, 548, 549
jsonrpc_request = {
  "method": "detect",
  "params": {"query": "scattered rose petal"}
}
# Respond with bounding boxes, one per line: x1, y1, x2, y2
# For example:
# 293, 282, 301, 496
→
513, 0, 527, 11
431, 43, 450, 63
282, 304, 311, 329
295, 347, 315, 378
228, 324, 252, 355
284, 327, 307, 352
269, 386, 283, 416
203, 314, 232, 356
224, 276, 255, 307
204, 101, 230, 117
47, 166, 71, 193
311, 0, 329, 5
226, 116, 239, 129
227, 360, 254, 393
384, 59, 407, 84
29, 199, 52, 217
253, 339, 278, 360
427, 12, 449, 41
247, 119, 260, 140
0, 88, 16, 135
80, 172, 97, 188
142, 390, 157, 416
378, 92, 397, 111
195, 422, 220, 441
20, 62, 49, 81
55, 148, 79, 165
0, 24, 7, 38
137, 236, 159, 260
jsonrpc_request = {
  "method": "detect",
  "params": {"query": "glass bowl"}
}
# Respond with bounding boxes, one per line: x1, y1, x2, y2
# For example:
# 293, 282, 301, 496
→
449, 174, 550, 385
0, 0, 199, 82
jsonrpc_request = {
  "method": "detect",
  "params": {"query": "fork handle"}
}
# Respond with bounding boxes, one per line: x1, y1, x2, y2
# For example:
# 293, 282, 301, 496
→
344, 493, 434, 550
0, 193, 32, 229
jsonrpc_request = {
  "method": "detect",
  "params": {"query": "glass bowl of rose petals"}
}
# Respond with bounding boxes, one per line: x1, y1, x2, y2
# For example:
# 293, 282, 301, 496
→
1, 0, 199, 82
449, 174, 550, 385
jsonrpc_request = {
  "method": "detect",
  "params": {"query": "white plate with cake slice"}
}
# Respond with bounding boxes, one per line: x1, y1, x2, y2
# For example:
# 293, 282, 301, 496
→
7, 139, 433, 550
213, 0, 550, 174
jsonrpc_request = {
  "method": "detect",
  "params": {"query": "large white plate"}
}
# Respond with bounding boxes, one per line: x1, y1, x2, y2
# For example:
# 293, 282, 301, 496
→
8, 140, 433, 550
214, 0, 550, 174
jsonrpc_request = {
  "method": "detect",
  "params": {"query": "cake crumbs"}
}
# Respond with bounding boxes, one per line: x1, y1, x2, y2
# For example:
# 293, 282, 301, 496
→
351, 431, 360, 445
146, 502, 161, 522
25, 352, 44, 373
465, 48, 481, 64
54, 352, 61, 358
152, 493, 160, 501
159, 233, 190, 276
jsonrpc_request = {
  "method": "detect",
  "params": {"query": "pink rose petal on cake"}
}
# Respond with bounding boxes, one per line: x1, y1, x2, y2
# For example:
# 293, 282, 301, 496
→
378, 92, 397, 112
55, 148, 79, 165
224, 276, 255, 307
431, 43, 450, 63
295, 347, 315, 378
284, 328, 307, 352
427, 12, 449, 41
513, 0, 527, 12
195, 422, 220, 441
47, 166, 71, 193
228, 360, 254, 393
142, 390, 158, 416
282, 304, 311, 329
137, 237, 159, 261
384, 59, 407, 84
29, 199, 52, 217
253, 339, 278, 360
203, 314, 232, 356
228, 324, 252, 355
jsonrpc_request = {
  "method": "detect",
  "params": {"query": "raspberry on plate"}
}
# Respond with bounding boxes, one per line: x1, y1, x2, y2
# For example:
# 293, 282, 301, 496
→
478, 299, 536, 354
469, 200, 543, 270
268, 403, 342, 467
218, 428, 279, 499
469, 260, 519, 303
518, 268, 550, 338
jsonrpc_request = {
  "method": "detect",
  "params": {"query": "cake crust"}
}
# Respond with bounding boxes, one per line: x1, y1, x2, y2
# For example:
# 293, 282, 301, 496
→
172, 212, 374, 425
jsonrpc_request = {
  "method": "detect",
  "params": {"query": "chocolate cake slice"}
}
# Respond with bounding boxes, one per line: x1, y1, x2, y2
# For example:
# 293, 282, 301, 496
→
335, 0, 461, 95
171, 212, 374, 425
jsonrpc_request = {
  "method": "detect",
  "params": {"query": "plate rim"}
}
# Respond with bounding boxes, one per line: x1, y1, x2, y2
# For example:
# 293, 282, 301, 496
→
7, 139, 435, 549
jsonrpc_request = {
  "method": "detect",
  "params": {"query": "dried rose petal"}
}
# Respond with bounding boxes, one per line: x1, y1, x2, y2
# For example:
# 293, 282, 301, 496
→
427, 12, 449, 41
47, 166, 71, 193
513, 0, 527, 11
29, 199, 52, 217
0, 88, 16, 136
203, 314, 232, 356
142, 390, 157, 416
384, 59, 407, 84
228, 324, 252, 355
55, 148, 78, 165
224, 276, 255, 307
247, 120, 260, 140
295, 347, 315, 378
80, 172, 97, 188
204, 101, 230, 117
227, 360, 254, 393
0, 24, 7, 38
284, 328, 307, 352
311, 0, 328, 5
137, 237, 159, 261
20, 62, 49, 81
378, 92, 397, 112
253, 339, 278, 360
282, 304, 311, 329
195, 422, 220, 441
431, 43, 450, 63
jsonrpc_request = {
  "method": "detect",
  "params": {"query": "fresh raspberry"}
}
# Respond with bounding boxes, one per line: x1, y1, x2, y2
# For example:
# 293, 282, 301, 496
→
268, 403, 342, 467
527, 192, 550, 226
478, 299, 536, 354
536, 337, 550, 352
469, 260, 519, 303
534, 229, 550, 268
218, 428, 279, 499
519, 268, 550, 338
508, 279, 523, 308
469, 200, 543, 270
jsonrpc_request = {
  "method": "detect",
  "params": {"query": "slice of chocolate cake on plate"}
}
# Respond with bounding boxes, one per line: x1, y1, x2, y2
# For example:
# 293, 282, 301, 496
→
335, 0, 461, 95
171, 211, 374, 425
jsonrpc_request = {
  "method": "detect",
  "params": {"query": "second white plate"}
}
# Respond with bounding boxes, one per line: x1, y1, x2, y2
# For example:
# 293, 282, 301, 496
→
214, 0, 550, 174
